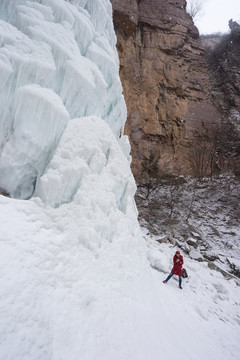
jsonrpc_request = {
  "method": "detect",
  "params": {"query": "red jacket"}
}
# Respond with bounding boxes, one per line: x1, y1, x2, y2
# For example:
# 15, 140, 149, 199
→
171, 255, 183, 276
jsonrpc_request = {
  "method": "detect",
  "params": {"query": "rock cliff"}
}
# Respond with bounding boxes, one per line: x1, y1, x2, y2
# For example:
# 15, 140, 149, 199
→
110, 0, 221, 180
206, 22, 240, 113
204, 21, 240, 175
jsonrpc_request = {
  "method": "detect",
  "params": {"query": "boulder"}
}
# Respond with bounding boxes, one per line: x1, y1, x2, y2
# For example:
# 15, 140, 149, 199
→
189, 249, 203, 261
187, 237, 198, 247
156, 236, 169, 244
191, 231, 202, 240
208, 262, 237, 281
227, 257, 240, 278
202, 252, 219, 262
0, 190, 10, 197
183, 242, 191, 254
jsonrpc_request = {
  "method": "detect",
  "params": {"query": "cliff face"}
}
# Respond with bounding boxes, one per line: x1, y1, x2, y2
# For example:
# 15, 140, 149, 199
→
111, 0, 220, 179
204, 22, 240, 175
206, 24, 240, 113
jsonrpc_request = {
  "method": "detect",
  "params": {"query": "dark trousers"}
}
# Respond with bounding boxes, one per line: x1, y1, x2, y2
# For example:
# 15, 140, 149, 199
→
165, 273, 182, 286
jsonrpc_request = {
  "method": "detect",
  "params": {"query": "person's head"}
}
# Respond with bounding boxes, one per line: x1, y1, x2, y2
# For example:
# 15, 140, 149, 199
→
176, 251, 180, 257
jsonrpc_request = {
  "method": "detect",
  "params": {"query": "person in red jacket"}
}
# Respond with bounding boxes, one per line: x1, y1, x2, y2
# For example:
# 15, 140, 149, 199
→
163, 251, 184, 289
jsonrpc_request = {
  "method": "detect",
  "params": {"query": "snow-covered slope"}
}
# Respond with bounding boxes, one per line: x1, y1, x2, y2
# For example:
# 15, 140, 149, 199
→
1, 192, 240, 360
0, 1, 240, 360
147, 236, 240, 360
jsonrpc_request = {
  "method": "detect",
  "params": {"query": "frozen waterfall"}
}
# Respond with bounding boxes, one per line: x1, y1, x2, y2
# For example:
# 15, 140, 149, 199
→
0, 0, 127, 200
1, 2, 240, 360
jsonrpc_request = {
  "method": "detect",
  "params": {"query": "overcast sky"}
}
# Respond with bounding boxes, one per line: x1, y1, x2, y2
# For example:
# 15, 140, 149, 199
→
193, 0, 240, 34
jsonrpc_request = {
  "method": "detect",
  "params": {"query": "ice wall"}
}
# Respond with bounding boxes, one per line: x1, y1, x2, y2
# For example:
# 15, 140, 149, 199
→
35, 116, 135, 209
0, 2, 158, 359
0, 0, 127, 199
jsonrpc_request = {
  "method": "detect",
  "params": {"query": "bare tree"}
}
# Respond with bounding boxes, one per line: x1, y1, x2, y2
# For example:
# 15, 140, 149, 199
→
188, 120, 239, 179
185, 181, 197, 223
187, 0, 206, 21
189, 135, 214, 178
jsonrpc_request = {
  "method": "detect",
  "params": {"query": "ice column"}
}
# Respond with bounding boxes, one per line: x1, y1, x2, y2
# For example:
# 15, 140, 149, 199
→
0, 0, 127, 199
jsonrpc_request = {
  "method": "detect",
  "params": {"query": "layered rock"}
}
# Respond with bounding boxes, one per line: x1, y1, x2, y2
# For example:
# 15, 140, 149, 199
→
111, 0, 221, 179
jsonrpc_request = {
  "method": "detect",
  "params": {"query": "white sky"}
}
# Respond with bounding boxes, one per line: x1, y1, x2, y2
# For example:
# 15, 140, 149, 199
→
193, 0, 240, 34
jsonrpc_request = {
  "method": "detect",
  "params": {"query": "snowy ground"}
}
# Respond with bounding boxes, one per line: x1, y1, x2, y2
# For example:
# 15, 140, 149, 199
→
1, 192, 240, 360
146, 233, 240, 360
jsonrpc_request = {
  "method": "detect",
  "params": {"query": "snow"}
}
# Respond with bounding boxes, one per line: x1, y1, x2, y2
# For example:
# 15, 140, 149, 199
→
189, 249, 204, 261
146, 237, 240, 359
35, 116, 136, 209
0, 138, 144, 360
1, 203, 240, 360
228, 257, 240, 269
0, 1, 240, 360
